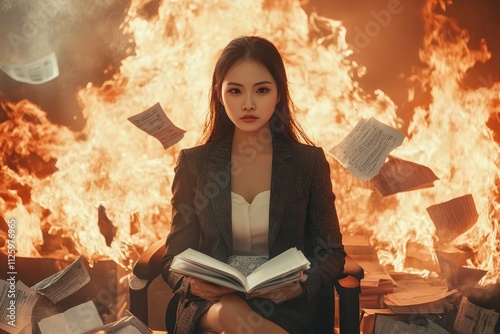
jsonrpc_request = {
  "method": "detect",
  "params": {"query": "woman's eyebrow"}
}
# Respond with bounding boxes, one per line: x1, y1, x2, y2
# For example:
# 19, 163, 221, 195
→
226, 81, 273, 86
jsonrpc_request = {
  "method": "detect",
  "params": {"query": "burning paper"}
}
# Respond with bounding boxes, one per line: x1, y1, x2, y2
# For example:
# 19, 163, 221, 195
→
329, 117, 405, 181
0, 52, 60, 85
0, 280, 40, 334
384, 300, 445, 314
426, 194, 479, 244
386, 286, 458, 307
128, 102, 185, 149
375, 314, 450, 334
369, 156, 439, 196
31, 256, 90, 304
453, 296, 499, 334
435, 249, 487, 290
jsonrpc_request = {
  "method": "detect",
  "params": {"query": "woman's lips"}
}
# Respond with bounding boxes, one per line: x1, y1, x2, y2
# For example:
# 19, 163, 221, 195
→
241, 115, 258, 123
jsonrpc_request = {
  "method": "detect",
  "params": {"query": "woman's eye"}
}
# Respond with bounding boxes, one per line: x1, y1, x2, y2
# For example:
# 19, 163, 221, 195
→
257, 87, 270, 94
228, 88, 241, 94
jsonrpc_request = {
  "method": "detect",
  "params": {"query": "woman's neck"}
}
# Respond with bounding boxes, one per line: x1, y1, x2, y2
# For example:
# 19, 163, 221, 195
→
231, 127, 273, 157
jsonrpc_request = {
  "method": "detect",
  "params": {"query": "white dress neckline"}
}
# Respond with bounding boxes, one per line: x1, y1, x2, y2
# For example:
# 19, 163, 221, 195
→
231, 190, 270, 205
231, 190, 270, 257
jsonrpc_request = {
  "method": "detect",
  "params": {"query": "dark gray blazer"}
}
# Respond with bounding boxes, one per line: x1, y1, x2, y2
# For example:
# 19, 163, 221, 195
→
161, 135, 345, 334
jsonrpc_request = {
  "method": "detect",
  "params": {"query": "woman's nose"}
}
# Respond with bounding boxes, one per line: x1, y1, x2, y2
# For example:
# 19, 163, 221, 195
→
241, 94, 255, 111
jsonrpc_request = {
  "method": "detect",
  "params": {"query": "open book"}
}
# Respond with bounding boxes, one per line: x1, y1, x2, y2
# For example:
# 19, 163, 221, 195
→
169, 248, 310, 294
38, 300, 103, 334
85, 310, 152, 334
38, 301, 152, 334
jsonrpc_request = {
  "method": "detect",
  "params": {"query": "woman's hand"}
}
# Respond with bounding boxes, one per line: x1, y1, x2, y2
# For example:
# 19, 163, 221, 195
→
188, 277, 235, 301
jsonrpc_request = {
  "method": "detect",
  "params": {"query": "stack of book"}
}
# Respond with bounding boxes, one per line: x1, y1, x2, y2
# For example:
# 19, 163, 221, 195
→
342, 235, 397, 309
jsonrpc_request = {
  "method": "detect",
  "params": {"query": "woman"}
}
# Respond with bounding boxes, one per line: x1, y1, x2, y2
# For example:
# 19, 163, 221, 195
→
161, 35, 345, 334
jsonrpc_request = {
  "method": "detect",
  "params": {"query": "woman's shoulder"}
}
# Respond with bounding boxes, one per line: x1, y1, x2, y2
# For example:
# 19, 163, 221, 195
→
178, 139, 227, 159
286, 140, 326, 159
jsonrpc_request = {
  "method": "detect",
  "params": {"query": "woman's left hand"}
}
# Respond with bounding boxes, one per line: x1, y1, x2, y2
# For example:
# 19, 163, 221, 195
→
247, 280, 304, 303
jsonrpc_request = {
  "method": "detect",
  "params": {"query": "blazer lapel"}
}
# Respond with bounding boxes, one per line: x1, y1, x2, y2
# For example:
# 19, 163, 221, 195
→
268, 137, 295, 249
207, 137, 233, 255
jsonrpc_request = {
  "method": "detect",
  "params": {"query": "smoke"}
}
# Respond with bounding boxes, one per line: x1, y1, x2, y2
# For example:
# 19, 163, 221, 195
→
0, 0, 133, 130
1, 0, 74, 62
0, 0, 131, 64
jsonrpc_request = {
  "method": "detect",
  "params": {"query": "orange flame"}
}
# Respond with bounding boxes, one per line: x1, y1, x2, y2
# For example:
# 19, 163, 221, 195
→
1, 0, 498, 283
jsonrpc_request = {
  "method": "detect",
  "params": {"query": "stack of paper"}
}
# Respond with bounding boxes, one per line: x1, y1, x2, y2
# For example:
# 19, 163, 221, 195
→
384, 286, 458, 314
0, 257, 152, 334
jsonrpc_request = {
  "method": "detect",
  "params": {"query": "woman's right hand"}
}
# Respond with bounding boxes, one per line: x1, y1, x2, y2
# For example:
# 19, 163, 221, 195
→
188, 277, 235, 301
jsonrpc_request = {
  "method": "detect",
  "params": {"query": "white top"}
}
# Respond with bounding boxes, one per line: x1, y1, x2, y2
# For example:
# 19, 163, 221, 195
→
231, 190, 270, 257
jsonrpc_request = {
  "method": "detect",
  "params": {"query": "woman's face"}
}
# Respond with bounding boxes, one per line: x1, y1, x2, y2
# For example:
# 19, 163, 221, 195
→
221, 60, 279, 135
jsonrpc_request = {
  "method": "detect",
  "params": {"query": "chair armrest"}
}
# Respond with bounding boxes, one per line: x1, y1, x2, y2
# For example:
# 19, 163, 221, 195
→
133, 239, 166, 279
129, 239, 166, 326
343, 254, 364, 281
334, 254, 363, 334
337, 275, 360, 289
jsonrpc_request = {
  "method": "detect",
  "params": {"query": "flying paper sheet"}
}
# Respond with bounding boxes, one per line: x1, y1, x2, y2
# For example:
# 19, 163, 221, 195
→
426, 194, 478, 243
0, 52, 60, 85
369, 156, 439, 196
128, 102, 185, 149
329, 117, 405, 181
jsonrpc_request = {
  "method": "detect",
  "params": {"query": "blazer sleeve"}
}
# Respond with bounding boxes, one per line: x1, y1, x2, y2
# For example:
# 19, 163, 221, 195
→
161, 149, 200, 296
302, 147, 346, 303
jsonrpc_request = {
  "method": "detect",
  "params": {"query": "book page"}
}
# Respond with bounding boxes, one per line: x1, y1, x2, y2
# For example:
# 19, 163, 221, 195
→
128, 102, 185, 149
65, 301, 103, 333
329, 117, 405, 181
171, 248, 247, 287
31, 256, 90, 303
245, 248, 310, 292
170, 257, 246, 292
38, 300, 103, 334
0, 280, 40, 334
38, 313, 72, 334
83, 312, 152, 334
0, 52, 59, 84
170, 248, 310, 293
225, 255, 268, 276
247, 271, 303, 293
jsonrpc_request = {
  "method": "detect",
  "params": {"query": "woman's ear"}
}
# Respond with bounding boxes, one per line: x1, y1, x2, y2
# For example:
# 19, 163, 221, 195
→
276, 94, 281, 105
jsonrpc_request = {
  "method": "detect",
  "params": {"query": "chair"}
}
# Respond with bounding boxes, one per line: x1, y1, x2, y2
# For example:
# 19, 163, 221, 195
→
129, 240, 364, 334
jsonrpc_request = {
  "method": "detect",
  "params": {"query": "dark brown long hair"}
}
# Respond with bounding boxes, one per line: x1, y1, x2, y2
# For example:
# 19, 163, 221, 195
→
199, 36, 313, 145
